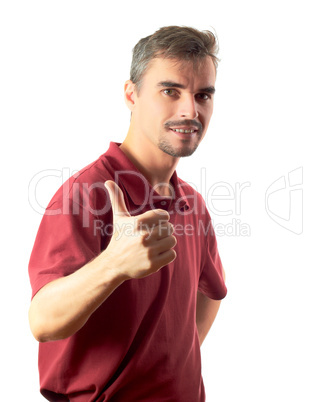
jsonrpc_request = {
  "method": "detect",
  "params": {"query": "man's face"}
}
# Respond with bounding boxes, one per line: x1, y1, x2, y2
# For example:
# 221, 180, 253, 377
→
130, 56, 216, 158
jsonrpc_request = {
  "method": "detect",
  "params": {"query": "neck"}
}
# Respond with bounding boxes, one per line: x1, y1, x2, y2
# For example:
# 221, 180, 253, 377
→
119, 130, 179, 197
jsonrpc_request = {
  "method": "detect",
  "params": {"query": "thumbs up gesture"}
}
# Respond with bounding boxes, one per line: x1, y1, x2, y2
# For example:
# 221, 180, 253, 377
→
104, 180, 177, 280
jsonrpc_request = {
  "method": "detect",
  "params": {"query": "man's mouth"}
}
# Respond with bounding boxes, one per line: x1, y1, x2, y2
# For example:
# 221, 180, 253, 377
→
165, 120, 202, 135
169, 127, 198, 134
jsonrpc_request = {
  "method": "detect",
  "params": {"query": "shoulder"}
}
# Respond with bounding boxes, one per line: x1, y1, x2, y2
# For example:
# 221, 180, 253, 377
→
46, 151, 115, 212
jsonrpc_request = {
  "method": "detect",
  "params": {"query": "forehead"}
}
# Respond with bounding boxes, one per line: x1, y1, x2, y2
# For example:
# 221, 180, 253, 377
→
141, 56, 216, 89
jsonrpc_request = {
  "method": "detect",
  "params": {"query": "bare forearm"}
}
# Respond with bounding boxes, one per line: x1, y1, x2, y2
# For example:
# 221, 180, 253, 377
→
28, 252, 126, 342
196, 291, 221, 346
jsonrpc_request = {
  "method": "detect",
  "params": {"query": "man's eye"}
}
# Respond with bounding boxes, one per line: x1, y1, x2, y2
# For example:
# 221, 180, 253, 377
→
197, 93, 210, 101
163, 89, 177, 96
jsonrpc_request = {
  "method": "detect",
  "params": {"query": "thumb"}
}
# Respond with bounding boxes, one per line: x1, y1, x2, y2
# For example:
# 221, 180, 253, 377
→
105, 180, 131, 219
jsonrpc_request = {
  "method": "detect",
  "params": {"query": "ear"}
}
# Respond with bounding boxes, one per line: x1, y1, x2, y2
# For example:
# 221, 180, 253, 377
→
124, 80, 137, 111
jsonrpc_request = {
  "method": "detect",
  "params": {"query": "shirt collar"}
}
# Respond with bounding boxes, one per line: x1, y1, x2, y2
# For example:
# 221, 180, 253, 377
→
104, 142, 190, 211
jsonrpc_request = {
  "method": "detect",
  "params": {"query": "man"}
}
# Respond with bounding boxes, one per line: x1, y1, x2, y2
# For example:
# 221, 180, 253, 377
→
28, 26, 227, 401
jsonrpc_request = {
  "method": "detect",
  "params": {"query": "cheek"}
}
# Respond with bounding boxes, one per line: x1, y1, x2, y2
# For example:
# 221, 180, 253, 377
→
150, 98, 175, 127
137, 98, 170, 134
200, 106, 213, 128
141, 96, 167, 119
153, 96, 173, 113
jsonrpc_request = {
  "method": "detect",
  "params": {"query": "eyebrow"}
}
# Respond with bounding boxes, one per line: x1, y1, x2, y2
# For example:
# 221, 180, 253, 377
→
157, 81, 216, 94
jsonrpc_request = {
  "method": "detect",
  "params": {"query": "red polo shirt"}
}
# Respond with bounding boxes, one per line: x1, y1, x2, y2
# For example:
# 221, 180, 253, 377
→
28, 142, 227, 401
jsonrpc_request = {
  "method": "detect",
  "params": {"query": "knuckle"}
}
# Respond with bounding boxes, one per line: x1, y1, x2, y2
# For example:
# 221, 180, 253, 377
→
150, 260, 161, 273
170, 249, 177, 260
155, 209, 170, 220
167, 223, 174, 235
135, 217, 145, 230
171, 235, 177, 247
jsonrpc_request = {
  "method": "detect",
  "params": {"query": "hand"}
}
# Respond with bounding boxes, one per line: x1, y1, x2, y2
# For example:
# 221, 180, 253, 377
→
104, 180, 177, 279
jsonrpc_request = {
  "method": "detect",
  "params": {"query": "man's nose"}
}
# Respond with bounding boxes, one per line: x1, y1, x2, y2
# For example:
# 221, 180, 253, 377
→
178, 95, 198, 119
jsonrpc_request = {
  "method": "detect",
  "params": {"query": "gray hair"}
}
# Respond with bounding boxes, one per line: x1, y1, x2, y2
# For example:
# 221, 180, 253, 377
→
130, 26, 219, 93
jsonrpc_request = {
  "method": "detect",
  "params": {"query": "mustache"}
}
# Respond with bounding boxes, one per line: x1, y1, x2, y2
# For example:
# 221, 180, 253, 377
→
164, 119, 203, 132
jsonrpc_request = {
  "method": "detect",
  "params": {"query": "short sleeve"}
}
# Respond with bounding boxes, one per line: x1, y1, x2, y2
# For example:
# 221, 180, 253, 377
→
28, 185, 109, 299
198, 209, 227, 300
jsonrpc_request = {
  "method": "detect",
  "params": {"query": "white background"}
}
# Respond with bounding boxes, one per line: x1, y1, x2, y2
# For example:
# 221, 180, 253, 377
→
1, 1, 329, 401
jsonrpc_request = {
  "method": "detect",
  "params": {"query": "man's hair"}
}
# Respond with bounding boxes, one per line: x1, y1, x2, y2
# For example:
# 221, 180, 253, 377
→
130, 26, 219, 92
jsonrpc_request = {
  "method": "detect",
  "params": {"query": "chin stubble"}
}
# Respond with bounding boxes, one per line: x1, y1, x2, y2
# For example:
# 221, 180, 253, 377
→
158, 133, 202, 157
159, 119, 203, 157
